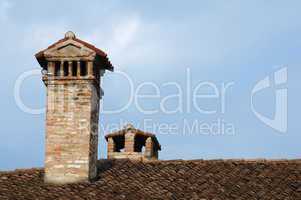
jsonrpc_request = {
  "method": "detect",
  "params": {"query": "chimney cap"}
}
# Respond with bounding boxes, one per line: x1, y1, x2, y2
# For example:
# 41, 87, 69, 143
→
124, 123, 135, 130
64, 31, 76, 39
105, 124, 161, 151
35, 31, 114, 71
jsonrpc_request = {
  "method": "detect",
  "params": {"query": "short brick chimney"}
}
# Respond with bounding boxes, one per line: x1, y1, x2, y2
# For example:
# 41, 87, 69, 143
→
105, 124, 161, 161
36, 31, 113, 184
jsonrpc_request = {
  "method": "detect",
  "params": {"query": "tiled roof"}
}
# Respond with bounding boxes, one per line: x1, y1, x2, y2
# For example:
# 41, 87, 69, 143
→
0, 159, 300, 200
35, 37, 107, 58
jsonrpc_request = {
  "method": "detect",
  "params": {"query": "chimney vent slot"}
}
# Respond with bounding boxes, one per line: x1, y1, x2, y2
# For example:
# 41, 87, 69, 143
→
54, 61, 60, 76
80, 61, 87, 76
63, 62, 69, 76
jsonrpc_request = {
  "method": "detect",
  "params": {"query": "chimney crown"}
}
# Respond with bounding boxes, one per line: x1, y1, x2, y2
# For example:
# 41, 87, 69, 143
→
35, 31, 113, 72
105, 125, 161, 161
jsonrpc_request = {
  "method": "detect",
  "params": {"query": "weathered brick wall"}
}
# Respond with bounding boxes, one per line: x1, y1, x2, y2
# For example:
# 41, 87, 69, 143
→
45, 79, 99, 184
107, 138, 115, 159
108, 152, 144, 161
107, 130, 159, 161
124, 132, 135, 152
88, 85, 99, 180
145, 137, 153, 159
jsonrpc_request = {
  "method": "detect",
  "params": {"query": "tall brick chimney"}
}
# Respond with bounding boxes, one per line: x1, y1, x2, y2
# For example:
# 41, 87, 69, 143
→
36, 31, 113, 184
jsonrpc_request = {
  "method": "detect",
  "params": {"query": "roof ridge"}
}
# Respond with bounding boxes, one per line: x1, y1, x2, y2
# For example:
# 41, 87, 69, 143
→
0, 167, 43, 174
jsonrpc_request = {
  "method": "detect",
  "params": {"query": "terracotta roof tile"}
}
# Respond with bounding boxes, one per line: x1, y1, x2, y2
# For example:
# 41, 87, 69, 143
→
73, 38, 107, 57
0, 159, 300, 199
35, 37, 107, 58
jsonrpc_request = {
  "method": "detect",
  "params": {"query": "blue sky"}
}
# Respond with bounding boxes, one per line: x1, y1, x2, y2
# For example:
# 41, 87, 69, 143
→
0, 0, 300, 170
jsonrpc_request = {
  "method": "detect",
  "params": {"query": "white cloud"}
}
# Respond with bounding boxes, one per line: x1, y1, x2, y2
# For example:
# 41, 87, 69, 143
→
19, 17, 143, 71
111, 17, 140, 51
22, 23, 70, 52
83, 15, 141, 69
19, 12, 173, 71
82, 15, 176, 70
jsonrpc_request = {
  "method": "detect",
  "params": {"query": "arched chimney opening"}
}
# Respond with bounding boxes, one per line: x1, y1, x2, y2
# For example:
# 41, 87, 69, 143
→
134, 134, 147, 153
113, 135, 125, 152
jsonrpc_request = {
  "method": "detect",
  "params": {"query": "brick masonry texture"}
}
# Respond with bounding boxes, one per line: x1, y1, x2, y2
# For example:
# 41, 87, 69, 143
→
45, 79, 99, 184
106, 126, 161, 161
0, 159, 300, 200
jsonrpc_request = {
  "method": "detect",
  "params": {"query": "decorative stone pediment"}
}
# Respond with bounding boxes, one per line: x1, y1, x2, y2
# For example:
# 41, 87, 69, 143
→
44, 40, 96, 60
36, 31, 113, 71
